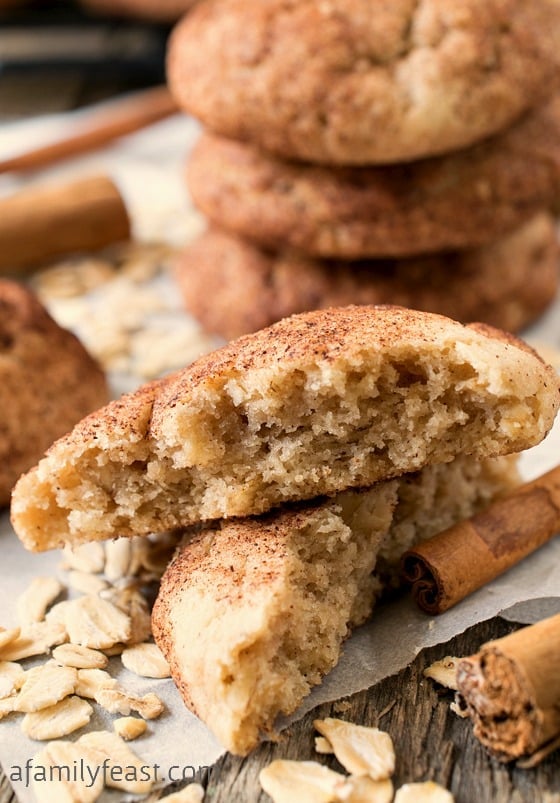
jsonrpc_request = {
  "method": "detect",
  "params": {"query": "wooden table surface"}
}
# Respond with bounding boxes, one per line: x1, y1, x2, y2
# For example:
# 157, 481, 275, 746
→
0, 42, 559, 803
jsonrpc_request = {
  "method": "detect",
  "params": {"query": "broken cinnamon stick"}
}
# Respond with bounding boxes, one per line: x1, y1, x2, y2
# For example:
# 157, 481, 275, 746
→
456, 613, 560, 763
401, 465, 560, 614
0, 174, 130, 274
0, 85, 177, 175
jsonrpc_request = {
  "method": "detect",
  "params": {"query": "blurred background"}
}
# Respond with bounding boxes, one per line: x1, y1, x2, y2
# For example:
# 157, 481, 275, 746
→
0, 0, 175, 118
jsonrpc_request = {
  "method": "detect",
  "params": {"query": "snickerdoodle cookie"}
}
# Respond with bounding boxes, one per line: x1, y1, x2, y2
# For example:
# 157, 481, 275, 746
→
168, 0, 560, 165
0, 281, 108, 506
11, 305, 558, 551
153, 454, 517, 755
174, 215, 559, 339
187, 98, 560, 258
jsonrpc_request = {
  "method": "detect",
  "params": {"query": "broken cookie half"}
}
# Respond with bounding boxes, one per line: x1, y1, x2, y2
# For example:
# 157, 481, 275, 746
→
8, 305, 558, 755
152, 455, 518, 755
11, 305, 558, 551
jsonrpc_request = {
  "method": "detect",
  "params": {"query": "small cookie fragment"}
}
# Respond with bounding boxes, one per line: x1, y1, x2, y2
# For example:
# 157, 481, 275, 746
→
21, 696, 93, 740
16, 577, 64, 625
394, 781, 455, 802
31, 740, 105, 803
52, 644, 108, 670
113, 716, 148, 741
423, 657, 460, 691
121, 642, 170, 678
313, 718, 395, 780
78, 730, 156, 794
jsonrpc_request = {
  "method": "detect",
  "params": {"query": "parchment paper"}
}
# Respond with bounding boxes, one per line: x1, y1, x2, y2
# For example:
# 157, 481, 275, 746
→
0, 100, 559, 801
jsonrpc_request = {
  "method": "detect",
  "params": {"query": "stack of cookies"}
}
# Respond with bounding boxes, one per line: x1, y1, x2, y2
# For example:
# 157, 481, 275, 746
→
167, 0, 560, 340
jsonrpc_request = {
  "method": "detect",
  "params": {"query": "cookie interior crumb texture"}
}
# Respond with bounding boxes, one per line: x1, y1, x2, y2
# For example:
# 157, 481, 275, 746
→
10, 306, 559, 551
152, 453, 518, 755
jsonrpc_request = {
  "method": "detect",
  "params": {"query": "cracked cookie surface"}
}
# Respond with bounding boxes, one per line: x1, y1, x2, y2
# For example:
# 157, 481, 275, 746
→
168, 0, 560, 164
175, 216, 559, 339
187, 97, 560, 258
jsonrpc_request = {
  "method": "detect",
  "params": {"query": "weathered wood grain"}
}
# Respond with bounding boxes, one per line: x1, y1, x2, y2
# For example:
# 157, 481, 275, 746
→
3, 618, 558, 802
202, 617, 560, 803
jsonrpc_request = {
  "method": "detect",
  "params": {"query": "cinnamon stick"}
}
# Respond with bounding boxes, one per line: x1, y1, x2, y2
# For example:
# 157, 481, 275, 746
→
0, 174, 130, 274
401, 465, 560, 614
0, 85, 177, 175
456, 613, 560, 763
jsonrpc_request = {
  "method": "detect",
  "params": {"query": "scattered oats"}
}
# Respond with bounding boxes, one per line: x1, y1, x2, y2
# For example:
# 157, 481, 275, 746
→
31, 740, 105, 803
17, 577, 64, 626
423, 657, 460, 691
61, 543, 105, 574
43, 297, 90, 332
0, 661, 26, 699
65, 570, 108, 595
16, 664, 77, 713
74, 668, 118, 700
33, 259, 115, 299
314, 719, 395, 781
394, 781, 454, 802
78, 730, 156, 794
52, 644, 108, 670
131, 325, 213, 380
101, 588, 151, 645
259, 760, 346, 803
63, 595, 131, 649
121, 642, 170, 679
103, 643, 126, 657
315, 736, 334, 755
335, 775, 394, 803
96, 688, 164, 720
333, 700, 352, 714
0, 627, 21, 650
129, 532, 181, 580
85, 323, 130, 367
113, 716, 147, 741
45, 601, 75, 628
0, 621, 67, 661
0, 694, 20, 720
22, 695, 93, 740
104, 538, 133, 581
158, 783, 205, 803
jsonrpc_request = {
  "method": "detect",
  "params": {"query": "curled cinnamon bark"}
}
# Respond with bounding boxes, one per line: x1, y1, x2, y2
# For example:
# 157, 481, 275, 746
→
456, 613, 560, 763
401, 466, 560, 614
